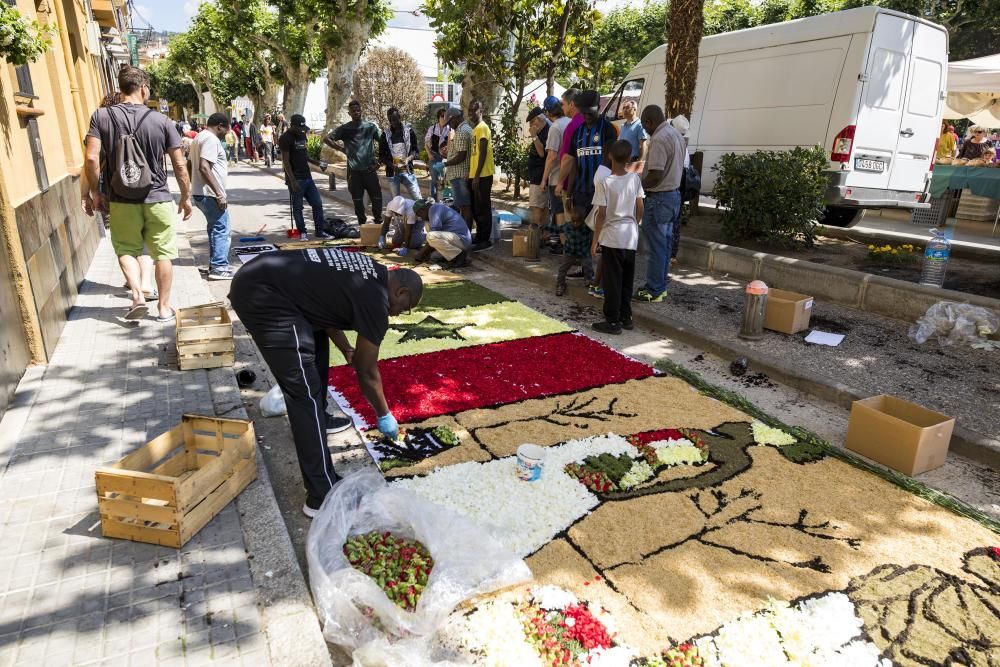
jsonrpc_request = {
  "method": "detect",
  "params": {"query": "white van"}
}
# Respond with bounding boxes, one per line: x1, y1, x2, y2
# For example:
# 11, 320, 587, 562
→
601, 6, 948, 226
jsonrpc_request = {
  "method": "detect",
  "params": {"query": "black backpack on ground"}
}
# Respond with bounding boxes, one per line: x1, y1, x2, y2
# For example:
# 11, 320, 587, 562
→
680, 164, 701, 203
107, 105, 155, 201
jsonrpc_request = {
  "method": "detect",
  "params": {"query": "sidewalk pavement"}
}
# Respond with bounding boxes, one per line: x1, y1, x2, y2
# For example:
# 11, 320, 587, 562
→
0, 224, 330, 666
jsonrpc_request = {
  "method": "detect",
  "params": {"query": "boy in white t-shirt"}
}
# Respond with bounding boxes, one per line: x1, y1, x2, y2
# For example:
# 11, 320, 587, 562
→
591, 140, 644, 335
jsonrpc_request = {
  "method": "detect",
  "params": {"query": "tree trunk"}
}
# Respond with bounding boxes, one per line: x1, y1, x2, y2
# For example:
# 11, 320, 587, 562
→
665, 0, 704, 118
323, 21, 371, 133
284, 62, 313, 116
460, 66, 501, 116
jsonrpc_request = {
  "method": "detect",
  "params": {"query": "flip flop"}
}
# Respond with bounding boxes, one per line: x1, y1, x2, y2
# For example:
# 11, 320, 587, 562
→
124, 304, 148, 320
144, 290, 159, 301
155, 308, 176, 324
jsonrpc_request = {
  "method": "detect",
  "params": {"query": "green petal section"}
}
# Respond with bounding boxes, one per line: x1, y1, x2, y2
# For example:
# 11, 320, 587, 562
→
413, 280, 512, 312
330, 301, 572, 365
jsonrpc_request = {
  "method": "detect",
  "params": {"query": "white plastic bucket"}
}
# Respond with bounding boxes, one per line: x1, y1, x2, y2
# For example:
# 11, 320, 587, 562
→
515, 444, 545, 481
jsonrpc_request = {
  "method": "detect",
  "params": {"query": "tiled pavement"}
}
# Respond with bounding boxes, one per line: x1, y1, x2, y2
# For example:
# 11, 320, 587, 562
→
0, 235, 271, 666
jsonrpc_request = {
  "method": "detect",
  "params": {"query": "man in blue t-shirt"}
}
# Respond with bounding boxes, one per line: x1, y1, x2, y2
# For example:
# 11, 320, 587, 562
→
411, 199, 472, 268
567, 89, 616, 216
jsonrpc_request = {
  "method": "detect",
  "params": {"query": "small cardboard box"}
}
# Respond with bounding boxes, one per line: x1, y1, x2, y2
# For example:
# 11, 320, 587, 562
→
512, 231, 530, 258
764, 288, 814, 334
845, 395, 954, 475
359, 224, 382, 247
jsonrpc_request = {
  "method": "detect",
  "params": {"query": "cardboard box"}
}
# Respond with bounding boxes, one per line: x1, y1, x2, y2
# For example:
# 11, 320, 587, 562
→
764, 288, 814, 334
512, 231, 530, 258
359, 224, 382, 247
845, 395, 954, 475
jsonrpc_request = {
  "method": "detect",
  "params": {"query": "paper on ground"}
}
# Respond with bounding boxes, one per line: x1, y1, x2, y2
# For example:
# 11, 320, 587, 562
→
805, 330, 845, 346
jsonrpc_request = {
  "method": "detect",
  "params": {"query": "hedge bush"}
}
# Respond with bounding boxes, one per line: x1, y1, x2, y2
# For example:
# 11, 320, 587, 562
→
712, 145, 828, 247
306, 134, 323, 161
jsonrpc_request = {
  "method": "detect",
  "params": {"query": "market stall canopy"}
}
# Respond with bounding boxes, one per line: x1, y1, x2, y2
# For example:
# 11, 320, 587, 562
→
944, 53, 1000, 125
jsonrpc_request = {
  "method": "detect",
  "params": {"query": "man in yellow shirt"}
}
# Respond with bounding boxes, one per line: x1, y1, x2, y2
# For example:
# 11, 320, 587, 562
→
468, 99, 495, 250
937, 121, 956, 159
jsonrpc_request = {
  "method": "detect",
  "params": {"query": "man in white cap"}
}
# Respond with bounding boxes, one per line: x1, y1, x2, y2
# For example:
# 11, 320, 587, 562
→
378, 196, 426, 256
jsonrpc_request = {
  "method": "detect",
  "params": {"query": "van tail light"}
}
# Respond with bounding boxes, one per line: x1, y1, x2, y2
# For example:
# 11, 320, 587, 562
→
930, 138, 938, 171
831, 125, 856, 162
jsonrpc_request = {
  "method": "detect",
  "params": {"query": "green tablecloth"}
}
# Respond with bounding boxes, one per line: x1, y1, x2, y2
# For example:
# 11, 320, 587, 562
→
929, 164, 1000, 199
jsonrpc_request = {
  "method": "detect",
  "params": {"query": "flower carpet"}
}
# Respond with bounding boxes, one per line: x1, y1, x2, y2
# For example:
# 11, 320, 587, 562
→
327, 277, 1000, 666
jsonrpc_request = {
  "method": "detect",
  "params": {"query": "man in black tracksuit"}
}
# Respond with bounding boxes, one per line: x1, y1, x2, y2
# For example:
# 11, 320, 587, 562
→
230, 249, 423, 516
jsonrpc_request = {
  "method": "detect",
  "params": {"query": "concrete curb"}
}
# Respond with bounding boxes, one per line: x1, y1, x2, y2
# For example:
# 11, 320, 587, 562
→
817, 223, 1000, 262
177, 235, 333, 666
677, 237, 1000, 324
476, 249, 1000, 471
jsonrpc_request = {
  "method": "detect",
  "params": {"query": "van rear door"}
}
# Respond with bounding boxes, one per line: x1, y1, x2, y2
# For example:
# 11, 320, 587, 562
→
848, 12, 914, 192
888, 21, 946, 193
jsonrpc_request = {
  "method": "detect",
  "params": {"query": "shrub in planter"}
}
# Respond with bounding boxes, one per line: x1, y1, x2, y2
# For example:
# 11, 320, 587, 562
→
306, 134, 323, 161
712, 145, 828, 247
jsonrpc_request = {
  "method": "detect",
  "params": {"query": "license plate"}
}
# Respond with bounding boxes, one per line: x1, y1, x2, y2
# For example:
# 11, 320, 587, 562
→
855, 158, 885, 172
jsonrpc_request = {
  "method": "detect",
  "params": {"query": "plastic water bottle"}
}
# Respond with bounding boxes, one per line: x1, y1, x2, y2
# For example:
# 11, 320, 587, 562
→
919, 229, 951, 288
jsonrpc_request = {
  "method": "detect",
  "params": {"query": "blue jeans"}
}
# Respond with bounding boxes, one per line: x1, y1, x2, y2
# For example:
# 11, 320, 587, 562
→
291, 177, 325, 234
429, 159, 445, 200
642, 190, 681, 296
194, 195, 231, 270
390, 171, 422, 200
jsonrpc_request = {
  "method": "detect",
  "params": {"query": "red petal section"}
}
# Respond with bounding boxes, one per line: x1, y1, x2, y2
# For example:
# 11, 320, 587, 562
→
329, 332, 655, 424
629, 428, 688, 445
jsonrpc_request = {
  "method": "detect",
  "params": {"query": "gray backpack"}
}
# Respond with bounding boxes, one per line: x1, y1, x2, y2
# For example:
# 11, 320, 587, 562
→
107, 105, 155, 201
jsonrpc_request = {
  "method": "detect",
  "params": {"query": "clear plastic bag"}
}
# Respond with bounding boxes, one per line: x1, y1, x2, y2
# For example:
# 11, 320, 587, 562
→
306, 469, 532, 662
259, 384, 286, 417
908, 301, 1000, 347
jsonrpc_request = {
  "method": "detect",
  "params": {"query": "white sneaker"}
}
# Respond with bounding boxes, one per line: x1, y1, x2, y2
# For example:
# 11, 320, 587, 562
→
299, 233, 310, 241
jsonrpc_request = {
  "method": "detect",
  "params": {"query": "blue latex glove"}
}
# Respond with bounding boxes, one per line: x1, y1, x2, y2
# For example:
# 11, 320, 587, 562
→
377, 412, 399, 440
396, 247, 409, 257
377, 235, 387, 250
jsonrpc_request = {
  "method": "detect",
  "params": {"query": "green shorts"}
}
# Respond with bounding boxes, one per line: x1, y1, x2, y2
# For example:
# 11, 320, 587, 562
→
109, 201, 178, 260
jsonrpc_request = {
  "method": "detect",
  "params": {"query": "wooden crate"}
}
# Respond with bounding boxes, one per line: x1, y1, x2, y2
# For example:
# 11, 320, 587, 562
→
176, 303, 234, 370
95, 414, 256, 548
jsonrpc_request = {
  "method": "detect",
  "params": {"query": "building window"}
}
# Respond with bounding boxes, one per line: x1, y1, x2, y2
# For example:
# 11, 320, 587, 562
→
426, 82, 446, 104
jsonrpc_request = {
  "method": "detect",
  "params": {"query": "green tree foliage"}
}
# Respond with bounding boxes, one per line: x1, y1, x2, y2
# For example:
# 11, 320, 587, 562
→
573, 1, 667, 90
147, 59, 201, 114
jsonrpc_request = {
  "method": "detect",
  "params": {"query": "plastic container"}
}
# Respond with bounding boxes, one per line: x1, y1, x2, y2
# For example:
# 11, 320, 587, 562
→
515, 444, 545, 481
919, 229, 951, 288
738, 280, 769, 340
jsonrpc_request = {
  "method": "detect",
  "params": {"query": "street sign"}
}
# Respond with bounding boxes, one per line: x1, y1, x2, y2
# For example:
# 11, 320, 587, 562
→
159, 99, 169, 114
127, 34, 139, 66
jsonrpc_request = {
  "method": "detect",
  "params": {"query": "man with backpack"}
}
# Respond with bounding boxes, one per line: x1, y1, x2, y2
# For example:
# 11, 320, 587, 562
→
84, 65, 193, 323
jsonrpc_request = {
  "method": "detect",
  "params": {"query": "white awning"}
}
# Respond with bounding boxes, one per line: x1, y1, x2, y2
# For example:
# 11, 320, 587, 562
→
945, 53, 1000, 124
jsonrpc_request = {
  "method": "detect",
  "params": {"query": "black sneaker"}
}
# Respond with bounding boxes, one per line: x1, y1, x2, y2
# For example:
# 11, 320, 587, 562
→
315, 231, 334, 240
471, 241, 493, 252
448, 251, 471, 268
208, 268, 234, 281
621, 318, 635, 331
592, 321, 623, 335
326, 416, 353, 434
567, 270, 585, 278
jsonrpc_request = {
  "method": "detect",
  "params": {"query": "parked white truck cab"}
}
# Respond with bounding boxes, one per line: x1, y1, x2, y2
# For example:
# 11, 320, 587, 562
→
601, 6, 948, 226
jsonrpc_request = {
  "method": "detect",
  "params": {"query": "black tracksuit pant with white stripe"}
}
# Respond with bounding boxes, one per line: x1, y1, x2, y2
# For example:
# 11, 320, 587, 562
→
230, 284, 339, 504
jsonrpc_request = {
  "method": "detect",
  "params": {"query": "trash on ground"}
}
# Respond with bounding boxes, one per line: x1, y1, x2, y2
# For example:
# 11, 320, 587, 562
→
804, 330, 845, 347
729, 357, 748, 376
260, 384, 286, 417
908, 301, 999, 348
